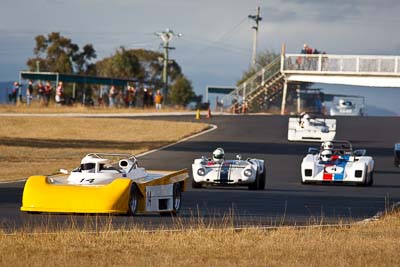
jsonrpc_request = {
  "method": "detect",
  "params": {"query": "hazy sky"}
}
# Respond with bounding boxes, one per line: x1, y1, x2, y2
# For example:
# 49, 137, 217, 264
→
1, 0, 400, 99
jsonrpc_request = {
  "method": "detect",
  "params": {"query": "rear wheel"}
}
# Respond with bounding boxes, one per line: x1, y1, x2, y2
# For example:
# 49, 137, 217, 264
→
161, 183, 182, 216
127, 184, 138, 216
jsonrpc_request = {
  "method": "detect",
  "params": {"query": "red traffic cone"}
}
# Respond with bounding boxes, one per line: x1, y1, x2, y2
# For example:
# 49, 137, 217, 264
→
206, 107, 212, 119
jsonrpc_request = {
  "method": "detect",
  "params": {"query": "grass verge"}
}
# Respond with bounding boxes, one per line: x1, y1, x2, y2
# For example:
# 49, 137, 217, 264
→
0, 104, 190, 114
0, 211, 399, 266
0, 117, 208, 181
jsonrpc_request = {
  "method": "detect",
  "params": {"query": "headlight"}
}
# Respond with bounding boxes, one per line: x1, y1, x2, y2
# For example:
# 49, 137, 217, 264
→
244, 169, 252, 177
197, 168, 206, 176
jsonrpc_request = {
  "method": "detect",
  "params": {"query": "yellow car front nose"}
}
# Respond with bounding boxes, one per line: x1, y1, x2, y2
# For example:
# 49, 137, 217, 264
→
20, 176, 132, 214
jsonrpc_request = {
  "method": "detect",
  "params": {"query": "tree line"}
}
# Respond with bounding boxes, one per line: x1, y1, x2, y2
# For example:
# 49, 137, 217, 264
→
26, 32, 196, 106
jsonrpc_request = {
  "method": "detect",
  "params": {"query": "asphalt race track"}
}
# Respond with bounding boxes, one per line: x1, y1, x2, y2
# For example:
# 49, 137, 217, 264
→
1, 115, 400, 231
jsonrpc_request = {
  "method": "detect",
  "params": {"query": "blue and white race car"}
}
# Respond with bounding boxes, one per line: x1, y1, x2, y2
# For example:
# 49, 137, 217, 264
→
301, 141, 374, 186
191, 148, 266, 190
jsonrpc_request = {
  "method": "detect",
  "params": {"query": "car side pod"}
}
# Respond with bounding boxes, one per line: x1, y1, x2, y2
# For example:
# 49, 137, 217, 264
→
20, 176, 132, 214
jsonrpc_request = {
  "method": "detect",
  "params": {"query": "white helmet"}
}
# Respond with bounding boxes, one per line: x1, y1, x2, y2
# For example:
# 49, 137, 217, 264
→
212, 148, 225, 163
321, 149, 333, 162
322, 141, 333, 150
303, 113, 310, 120
80, 155, 97, 173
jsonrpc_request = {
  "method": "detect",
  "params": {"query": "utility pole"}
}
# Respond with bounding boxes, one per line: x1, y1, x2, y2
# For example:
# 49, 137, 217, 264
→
155, 28, 182, 103
248, 6, 262, 67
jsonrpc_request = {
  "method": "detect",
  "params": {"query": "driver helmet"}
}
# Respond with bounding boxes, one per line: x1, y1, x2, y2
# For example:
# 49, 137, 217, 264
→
321, 149, 333, 162
80, 155, 96, 173
322, 141, 333, 150
302, 113, 310, 121
339, 99, 345, 106
212, 148, 225, 163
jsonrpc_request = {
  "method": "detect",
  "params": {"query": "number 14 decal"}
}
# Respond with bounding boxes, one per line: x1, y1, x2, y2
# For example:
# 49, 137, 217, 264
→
80, 178, 95, 183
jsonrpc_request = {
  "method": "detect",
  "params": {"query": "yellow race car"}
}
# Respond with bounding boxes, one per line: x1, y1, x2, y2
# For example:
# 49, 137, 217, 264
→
21, 153, 188, 215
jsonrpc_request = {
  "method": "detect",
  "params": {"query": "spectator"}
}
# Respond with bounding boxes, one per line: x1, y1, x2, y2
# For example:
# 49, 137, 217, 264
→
37, 82, 45, 104
154, 90, 163, 110
128, 86, 136, 108
44, 81, 53, 106
301, 44, 308, 54
26, 80, 33, 106
55, 81, 64, 106
148, 89, 154, 107
11, 82, 19, 104
143, 88, 149, 108
108, 85, 117, 107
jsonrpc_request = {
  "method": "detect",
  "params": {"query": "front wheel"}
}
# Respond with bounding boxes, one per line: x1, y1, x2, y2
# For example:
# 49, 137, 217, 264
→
367, 171, 374, 186
258, 166, 266, 190
394, 158, 400, 167
248, 172, 259, 190
127, 184, 138, 216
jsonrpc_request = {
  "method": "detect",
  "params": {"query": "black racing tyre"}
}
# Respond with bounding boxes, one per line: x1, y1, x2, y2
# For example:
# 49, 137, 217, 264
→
127, 184, 138, 216
192, 178, 202, 189
258, 166, 266, 190
394, 158, 400, 167
161, 183, 182, 216
172, 183, 182, 214
248, 172, 259, 190
360, 167, 369, 187
367, 171, 374, 186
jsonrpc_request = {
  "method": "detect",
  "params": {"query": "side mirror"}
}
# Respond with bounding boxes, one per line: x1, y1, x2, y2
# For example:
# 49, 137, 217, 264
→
308, 148, 319, 155
236, 154, 242, 160
353, 149, 366, 157
59, 169, 69, 174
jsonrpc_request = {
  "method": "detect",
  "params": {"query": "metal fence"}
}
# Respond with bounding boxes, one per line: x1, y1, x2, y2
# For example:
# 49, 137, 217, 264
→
284, 54, 400, 75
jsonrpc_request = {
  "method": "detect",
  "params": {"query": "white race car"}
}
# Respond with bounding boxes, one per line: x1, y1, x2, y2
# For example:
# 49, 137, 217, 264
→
191, 149, 266, 190
288, 113, 336, 142
330, 96, 365, 116
301, 141, 374, 186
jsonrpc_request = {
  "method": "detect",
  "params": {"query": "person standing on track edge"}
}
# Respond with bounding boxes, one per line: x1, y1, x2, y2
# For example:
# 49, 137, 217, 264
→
44, 81, 53, 106
154, 89, 163, 110
26, 80, 33, 106
55, 81, 64, 106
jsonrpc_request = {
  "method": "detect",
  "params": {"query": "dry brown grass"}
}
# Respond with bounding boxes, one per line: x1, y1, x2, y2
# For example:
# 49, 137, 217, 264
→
0, 104, 189, 114
0, 212, 399, 267
0, 117, 208, 181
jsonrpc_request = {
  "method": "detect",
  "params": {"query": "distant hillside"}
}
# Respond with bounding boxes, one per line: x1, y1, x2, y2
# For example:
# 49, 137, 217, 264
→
0, 81, 13, 103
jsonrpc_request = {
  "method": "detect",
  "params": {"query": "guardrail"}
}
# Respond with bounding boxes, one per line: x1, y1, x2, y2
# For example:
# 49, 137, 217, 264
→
283, 54, 400, 75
